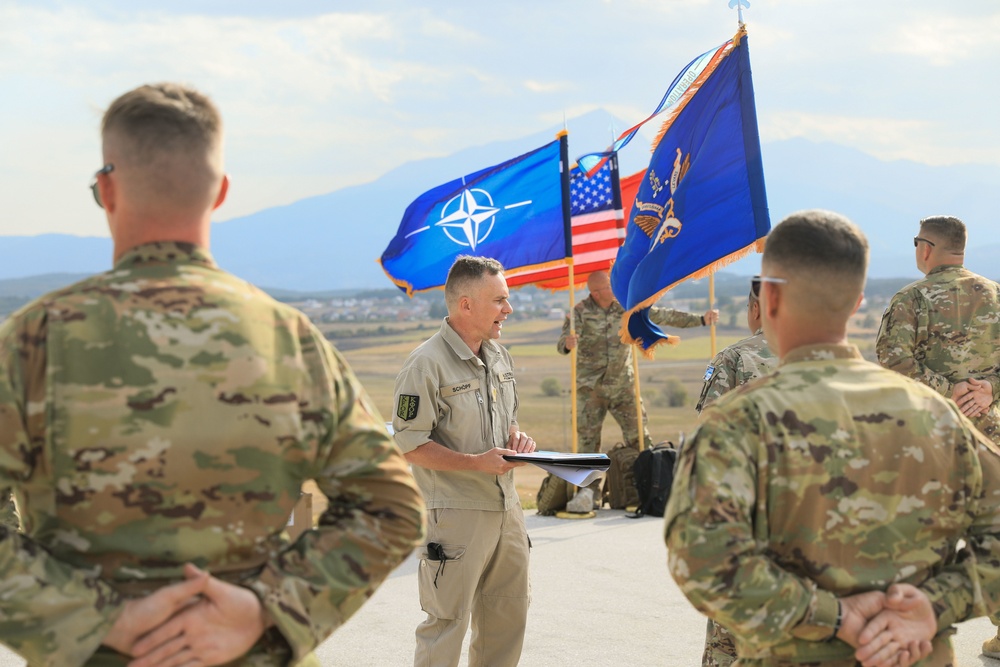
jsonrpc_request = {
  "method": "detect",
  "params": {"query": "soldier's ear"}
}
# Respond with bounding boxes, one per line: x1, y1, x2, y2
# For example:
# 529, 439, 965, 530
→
761, 282, 781, 321
850, 292, 864, 316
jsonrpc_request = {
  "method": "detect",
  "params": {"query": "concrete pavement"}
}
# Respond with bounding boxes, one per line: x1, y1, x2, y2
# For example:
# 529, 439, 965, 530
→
0, 508, 996, 665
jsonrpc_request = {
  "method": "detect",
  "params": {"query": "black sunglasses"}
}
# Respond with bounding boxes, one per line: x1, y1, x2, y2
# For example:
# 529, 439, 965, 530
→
90, 164, 114, 208
913, 236, 935, 248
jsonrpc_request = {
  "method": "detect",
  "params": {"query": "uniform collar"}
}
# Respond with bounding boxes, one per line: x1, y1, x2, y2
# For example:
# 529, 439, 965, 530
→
114, 241, 217, 270
780, 343, 862, 366
927, 264, 964, 277
440, 317, 499, 365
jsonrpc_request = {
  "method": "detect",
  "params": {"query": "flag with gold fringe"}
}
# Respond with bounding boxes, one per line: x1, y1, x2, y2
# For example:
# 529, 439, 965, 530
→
380, 135, 569, 296
610, 26, 770, 353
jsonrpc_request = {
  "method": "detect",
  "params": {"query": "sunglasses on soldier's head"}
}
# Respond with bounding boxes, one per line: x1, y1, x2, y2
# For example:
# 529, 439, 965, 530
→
90, 164, 114, 208
751, 275, 787, 298
913, 236, 935, 248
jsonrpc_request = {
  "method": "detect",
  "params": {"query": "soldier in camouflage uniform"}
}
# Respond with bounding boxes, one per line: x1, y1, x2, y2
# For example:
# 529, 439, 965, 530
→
696, 277, 777, 667
696, 276, 777, 416
0, 83, 425, 666
666, 210, 1000, 666
875, 215, 1000, 444
875, 215, 1000, 658
557, 270, 717, 510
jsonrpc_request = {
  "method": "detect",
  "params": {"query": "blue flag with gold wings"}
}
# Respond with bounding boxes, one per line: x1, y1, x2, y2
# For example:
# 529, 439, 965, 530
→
611, 26, 770, 353
380, 136, 569, 296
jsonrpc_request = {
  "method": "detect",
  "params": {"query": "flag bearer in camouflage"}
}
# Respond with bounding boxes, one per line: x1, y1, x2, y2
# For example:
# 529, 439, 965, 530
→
695, 276, 777, 667
0, 83, 425, 666
557, 269, 717, 511
874, 215, 1000, 658
695, 275, 777, 416
392, 255, 536, 667
666, 209, 1000, 667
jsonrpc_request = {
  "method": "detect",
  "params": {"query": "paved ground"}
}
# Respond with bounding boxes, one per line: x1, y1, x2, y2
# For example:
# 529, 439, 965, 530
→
0, 509, 997, 665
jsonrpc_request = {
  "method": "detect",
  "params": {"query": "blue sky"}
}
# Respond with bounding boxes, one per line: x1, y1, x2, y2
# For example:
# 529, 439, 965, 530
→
1, 0, 998, 238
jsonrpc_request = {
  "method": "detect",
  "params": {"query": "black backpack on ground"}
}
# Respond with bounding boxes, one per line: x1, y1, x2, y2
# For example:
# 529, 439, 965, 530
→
628, 442, 678, 518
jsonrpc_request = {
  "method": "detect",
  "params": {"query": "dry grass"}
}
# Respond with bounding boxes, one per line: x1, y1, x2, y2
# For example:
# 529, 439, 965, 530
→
326, 318, 726, 509
308, 315, 880, 514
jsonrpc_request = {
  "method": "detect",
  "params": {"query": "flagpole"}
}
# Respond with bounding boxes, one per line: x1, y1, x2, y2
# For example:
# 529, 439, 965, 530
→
568, 262, 578, 454
709, 274, 717, 357
556, 130, 578, 454
632, 350, 645, 451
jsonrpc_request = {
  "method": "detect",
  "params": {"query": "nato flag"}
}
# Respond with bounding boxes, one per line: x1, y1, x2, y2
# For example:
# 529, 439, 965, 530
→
380, 138, 567, 296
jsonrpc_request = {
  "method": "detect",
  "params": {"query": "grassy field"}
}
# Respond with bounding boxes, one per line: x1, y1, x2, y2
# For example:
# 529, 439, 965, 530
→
308, 314, 881, 511
323, 318, 750, 508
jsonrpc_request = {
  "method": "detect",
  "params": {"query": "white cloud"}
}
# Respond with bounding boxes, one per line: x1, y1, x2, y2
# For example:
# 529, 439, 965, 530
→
0, 1, 998, 239
880, 12, 1000, 67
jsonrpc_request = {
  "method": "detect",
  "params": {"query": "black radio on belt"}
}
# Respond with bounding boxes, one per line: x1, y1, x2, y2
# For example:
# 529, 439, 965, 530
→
427, 541, 449, 588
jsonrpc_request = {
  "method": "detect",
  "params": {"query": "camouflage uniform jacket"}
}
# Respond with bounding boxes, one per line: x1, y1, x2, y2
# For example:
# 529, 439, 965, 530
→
665, 343, 1000, 664
876, 264, 1000, 443
695, 329, 776, 414
0, 242, 426, 667
557, 296, 702, 391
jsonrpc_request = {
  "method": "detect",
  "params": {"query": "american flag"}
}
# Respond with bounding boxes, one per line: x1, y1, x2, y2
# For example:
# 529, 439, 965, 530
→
507, 157, 640, 290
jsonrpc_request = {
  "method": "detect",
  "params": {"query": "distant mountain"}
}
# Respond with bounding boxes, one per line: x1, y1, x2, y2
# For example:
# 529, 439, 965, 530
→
1, 111, 998, 290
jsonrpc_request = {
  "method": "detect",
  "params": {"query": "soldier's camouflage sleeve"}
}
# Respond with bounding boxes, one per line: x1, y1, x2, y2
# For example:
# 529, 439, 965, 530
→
0, 310, 125, 666
246, 328, 427, 663
666, 379, 1000, 655
696, 349, 737, 415
0, 302, 426, 665
921, 432, 1000, 631
876, 290, 954, 397
556, 309, 577, 355
665, 403, 829, 652
649, 306, 704, 329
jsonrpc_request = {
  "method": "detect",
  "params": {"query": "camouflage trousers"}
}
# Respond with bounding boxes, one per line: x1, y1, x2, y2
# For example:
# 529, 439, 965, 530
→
575, 384, 653, 454
703, 618, 737, 667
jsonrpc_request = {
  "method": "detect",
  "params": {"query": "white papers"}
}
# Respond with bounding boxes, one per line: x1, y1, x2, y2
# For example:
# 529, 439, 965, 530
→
532, 463, 604, 486
504, 451, 611, 486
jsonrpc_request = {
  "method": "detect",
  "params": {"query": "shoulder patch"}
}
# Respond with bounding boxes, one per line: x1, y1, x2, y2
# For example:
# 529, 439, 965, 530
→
703, 365, 715, 382
396, 394, 420, 421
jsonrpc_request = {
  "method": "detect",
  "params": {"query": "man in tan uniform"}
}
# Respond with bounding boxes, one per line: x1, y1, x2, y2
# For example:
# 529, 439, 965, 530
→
393, 256, 536, 667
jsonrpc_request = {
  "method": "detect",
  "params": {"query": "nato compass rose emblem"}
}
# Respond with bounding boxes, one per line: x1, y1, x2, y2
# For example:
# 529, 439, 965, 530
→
406, 187, 532, 250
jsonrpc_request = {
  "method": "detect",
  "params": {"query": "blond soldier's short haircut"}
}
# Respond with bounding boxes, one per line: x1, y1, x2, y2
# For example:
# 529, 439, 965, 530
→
445, 256, 505, 311
101, 83, 224, 211
919, 215, 966, 252
762, 209, 869, 318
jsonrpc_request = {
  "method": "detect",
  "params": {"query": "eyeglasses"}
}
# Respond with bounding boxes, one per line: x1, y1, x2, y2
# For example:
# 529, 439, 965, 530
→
750, 275, 787, 297
89, 164, 114, 208
913, 236, 935, 248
